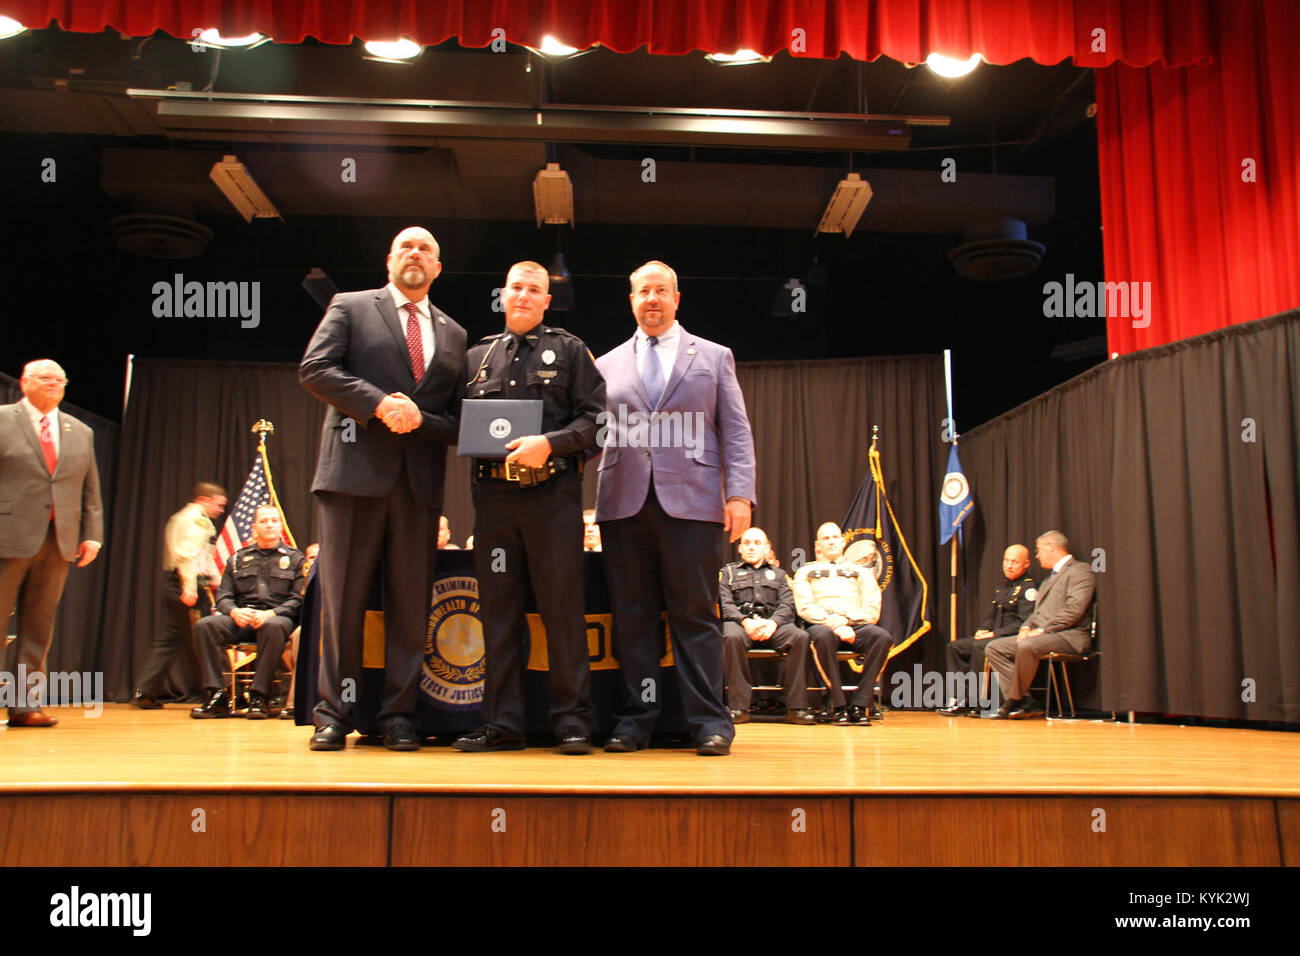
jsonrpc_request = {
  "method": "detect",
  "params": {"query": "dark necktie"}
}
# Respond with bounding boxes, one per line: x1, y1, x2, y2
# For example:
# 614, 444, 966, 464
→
404, 302, 426, 384
642, 336, 665, 408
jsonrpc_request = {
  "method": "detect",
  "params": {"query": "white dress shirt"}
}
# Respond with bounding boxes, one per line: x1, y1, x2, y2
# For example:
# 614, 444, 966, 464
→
635, 321, 681, 388
387, 283, 435, 368
20, 396, 59, 457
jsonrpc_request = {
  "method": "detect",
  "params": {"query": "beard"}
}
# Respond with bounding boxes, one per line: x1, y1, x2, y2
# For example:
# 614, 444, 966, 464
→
394, 263, 427, 289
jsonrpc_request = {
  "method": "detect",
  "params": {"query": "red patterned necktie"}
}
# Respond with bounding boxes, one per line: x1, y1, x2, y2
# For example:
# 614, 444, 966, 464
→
404, 302, 425, 384
39, 414, 57, 473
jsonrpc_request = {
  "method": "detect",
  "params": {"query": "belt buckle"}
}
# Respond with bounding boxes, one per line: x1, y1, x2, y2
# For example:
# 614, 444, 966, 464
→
503, 460, 522, 482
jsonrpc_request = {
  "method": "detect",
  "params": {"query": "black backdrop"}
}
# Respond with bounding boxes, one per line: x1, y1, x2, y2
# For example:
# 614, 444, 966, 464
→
101, 354, 949, 700
960, 309, 1300, 723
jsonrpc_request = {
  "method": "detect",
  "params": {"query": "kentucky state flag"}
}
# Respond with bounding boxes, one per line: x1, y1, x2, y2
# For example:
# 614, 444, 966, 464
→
938, 444, 975, 546
841, 438, 931, 658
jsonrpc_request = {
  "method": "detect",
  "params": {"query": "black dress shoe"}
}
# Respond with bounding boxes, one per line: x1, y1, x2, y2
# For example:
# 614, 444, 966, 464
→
729, 709, 750, 724
1008, 696, 1045, 720
869, 701, 883, 721
190, 689, 233, 719
131, 689, 162, 710
246, 691, 271, 720
992, 699, 1019, 719
844, 705, 872, 726
784, 709, 817, 725
556, 732, 592, 755
452, 726, 526, 752
697, 734, 731, 756
310, 724, 347, 751
938, 701, 969, 716
383, 721, 423, 751
604, 733, 639, 753
230, 690, 252, 717
816, 706, 846, 724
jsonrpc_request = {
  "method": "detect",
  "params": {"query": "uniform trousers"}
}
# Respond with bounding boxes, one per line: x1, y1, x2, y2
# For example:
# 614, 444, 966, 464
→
807, 623, 893, 709
137, 570, 209, 698
194, 613, 294, 698
722, 622, 813, 711
472, 472, 591, 738
945, 635, 997, 700
0, 523, 69, 716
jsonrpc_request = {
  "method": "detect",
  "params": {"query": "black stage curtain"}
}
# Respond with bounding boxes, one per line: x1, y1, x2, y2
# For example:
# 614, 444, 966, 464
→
2, 371, 117, 680
960, 309, 1300, 723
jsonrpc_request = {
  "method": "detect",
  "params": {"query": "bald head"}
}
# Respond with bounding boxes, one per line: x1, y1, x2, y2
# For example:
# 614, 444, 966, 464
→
1002, 544, 1030, 580
386, 226, 442, 297
814, 522, 845, 562
20, 359, 68, 414
737, 527, 771, 565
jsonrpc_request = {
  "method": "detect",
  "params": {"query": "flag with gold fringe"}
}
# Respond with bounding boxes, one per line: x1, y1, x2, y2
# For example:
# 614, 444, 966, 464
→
208, 420, 296, 582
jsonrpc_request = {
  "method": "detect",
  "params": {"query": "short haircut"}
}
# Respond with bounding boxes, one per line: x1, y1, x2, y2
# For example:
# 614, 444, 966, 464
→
253, 504, 280, 520
508, 260, 550, 290
192, 482, 227, 500
1036, 530, 1069, 552
629, 260, 679, 293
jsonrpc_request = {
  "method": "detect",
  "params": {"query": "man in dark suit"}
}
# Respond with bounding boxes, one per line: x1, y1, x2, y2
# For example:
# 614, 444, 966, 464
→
595, 260, 757, 756
299, 226, 466, 751
985, 530, 1095, 719
0, 360, 103, 727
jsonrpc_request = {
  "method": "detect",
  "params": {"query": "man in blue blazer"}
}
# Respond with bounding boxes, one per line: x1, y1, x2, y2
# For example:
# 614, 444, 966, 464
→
595, 260, 756, 755
299, 226, 466, 751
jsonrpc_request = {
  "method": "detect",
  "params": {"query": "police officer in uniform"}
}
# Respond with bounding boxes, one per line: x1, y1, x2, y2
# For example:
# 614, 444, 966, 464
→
938, 543, 1037, 716
721, 527, 816, 724
191, 504, 305, 719
453, 261, 605, 754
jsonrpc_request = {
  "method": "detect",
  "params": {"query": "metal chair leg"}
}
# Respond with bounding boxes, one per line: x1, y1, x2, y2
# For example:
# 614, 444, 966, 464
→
1061, 661, 1076, 717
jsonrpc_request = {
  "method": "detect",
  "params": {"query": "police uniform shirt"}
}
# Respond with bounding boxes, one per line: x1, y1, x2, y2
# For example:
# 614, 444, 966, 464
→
465, 324, 606, 458
719, 560, 796, 626
214, 544, 306, 624
792, 560, 882, 625
979, 573, 1038, 636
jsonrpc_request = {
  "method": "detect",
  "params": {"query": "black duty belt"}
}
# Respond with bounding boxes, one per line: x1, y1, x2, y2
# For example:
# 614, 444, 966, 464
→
472, 457, 581, 487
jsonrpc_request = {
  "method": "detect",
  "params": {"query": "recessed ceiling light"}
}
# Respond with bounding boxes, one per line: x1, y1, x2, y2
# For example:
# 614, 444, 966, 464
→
363, 38, 422, 61
925, 52, 981, 78
0, 15, 26, 40
706, 48, 770, 66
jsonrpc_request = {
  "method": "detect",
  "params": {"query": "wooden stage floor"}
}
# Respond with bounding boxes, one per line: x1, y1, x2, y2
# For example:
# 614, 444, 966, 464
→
2, 705, 1297, 866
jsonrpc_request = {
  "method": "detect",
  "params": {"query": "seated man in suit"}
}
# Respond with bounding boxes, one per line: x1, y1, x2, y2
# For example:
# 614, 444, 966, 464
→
720, 527, 816, 725
191, 505, 305, 720
938, 544, 1037, 716
792, 522, 894, 726
985, 530, 1095, 719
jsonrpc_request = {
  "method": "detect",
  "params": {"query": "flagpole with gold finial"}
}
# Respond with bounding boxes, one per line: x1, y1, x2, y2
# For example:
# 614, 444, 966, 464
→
251, 419, 297, 548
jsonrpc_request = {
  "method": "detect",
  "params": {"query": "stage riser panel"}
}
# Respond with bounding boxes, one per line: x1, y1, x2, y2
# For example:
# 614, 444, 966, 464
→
1279, 800, 1300, 867
392, 796, 851, 867
857, 797, 1283, 866
0, 795, 388, 867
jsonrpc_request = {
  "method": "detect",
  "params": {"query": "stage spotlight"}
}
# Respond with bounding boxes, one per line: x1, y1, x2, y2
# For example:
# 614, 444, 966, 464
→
539, 35, 581, 56
302, 268, 339, 311
706, 49, 771, 66
815, 173, 873, 237
209, 155, 282, 222
533, 163, 574, 227
193, 28, 270, 50
548, 252, 575, 314
925, 52, 981, 78
363, 38, 422, 62
0, 16, 26, 39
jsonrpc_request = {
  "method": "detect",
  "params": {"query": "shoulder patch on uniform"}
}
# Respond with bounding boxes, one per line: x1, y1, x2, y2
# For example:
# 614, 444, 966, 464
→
1024, 587, 1038, 602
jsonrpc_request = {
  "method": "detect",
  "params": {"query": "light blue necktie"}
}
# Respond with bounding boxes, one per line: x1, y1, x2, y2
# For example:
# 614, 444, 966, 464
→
642, 335, 665, 408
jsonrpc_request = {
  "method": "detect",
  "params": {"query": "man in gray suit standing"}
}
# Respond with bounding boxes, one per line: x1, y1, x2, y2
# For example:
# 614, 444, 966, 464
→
299, 226, 466, 751
595, 260, 757, 756
0, 359, 103, 727
986, 530, 1095, 719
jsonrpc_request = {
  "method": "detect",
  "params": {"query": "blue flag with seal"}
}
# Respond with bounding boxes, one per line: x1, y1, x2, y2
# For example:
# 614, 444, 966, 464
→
938, 444, 974, 546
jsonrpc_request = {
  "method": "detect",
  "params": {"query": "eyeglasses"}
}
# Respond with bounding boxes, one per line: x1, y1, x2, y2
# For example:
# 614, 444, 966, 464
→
30, 375, 68, 384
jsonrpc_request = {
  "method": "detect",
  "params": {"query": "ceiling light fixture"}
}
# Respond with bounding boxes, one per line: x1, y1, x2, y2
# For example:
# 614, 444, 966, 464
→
193, 28, 270, 51
209, 154, 282, 221
815, 173, 873, 237
538, 35, 581, 56
363, 38, 422, 62
925, 52, 981, 79
0, 15, 26, 39
706, 48, 771, 66
533, 162, 574, 227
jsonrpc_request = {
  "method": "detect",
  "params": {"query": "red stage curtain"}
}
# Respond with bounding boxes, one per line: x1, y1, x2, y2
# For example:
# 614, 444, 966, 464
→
8, 0, 1213, 66
1097, 2, 1300, 353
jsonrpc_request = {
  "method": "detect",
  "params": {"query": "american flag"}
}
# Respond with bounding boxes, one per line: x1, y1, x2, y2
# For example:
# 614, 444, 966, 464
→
207, 445, 296, 582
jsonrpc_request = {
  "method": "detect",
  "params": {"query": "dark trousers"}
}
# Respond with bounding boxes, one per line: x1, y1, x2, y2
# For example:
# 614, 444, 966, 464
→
722, 621, 813, 711
137, 570, 208, 698
944, 635, 996, 702
313, 473, 436, 733
808, 623, 893, 709
194, 613, 294, 697
0, 523, 69, 715
601, 485, 732, 747
472, 473, 591, 737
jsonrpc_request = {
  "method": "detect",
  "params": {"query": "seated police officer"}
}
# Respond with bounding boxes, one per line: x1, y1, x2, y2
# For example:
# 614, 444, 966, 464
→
938, 544, 1037, 716
720, 528, 816, 725
191, 505, 305, 720
792, 522, 894, 726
